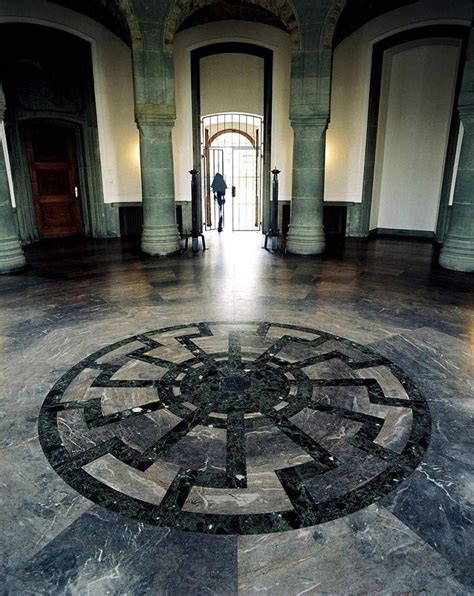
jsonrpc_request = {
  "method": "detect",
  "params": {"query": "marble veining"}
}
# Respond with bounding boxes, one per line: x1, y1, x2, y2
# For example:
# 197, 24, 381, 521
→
1, 234, 473, 594
38, 321, 431, 535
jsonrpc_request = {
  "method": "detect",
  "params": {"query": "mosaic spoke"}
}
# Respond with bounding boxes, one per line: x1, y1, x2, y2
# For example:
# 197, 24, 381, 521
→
39, 321, 431, 535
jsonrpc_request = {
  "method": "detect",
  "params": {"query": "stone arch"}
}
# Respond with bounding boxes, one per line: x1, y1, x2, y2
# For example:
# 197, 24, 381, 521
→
115, 0, 142, 47
208, 128, 256, 147
321, 0, 347, 49
163, 0, 301, 52
44, 0, 142, 47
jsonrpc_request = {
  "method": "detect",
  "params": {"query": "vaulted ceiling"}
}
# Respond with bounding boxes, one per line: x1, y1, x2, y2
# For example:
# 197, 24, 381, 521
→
176, 2, 289, 35
48, 0, 132, 45
333, 0, 417, 47
46, 0, 421, 51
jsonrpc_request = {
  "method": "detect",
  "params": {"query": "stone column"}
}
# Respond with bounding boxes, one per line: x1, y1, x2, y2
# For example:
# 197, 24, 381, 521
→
136, 105, 181, 256
439, 29, 474, 272
0, 86, 25, 273
286, 116, 327, 255
439, 104, 474, 271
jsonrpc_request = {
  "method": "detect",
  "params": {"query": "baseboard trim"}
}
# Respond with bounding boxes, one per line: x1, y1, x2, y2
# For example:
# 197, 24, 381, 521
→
369, 228, 435, 240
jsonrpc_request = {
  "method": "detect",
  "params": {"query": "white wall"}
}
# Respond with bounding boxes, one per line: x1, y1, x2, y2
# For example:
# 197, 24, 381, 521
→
200, 53, 264, 116
0, 0, 141, 205
1, 122, 16, 206
370, 41, 460, 232
173, 21, 293, 203
449, 123, 464, 206
325, 0, 472, 208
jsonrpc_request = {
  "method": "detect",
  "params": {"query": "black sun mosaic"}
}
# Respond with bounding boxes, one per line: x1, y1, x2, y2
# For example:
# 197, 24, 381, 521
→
38, 321, 431, 535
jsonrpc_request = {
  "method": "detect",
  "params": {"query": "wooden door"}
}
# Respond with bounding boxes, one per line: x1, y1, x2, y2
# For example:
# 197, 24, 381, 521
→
26, 125, 83, 237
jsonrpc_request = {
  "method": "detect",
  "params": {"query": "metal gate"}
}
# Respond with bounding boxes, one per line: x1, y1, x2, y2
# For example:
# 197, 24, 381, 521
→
201, 113, 263, 232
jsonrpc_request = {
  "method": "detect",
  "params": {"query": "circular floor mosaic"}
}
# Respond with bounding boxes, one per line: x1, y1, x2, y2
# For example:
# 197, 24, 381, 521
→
39, 322, 431, 535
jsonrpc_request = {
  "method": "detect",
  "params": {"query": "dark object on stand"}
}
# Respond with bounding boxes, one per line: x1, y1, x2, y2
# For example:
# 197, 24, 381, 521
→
211, 173, 227, 233
184, 169, 206, 252
216, 199, 224, 233
264, 168, 284, 251
213, 191, 225, 232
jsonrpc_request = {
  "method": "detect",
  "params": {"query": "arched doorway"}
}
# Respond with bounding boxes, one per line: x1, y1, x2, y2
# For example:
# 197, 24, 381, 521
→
202, 114, 263, 232
191, 42, 273, 234
0, 23, 105, 242
358, 25, 469, 239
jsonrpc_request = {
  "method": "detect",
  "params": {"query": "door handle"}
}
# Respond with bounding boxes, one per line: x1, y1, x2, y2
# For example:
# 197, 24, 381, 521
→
232, 185, 236, 198
74, 186, 79, 198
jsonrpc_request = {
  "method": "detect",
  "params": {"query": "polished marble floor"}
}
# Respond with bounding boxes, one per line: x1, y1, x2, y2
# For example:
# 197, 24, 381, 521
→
1, 232, 473, 594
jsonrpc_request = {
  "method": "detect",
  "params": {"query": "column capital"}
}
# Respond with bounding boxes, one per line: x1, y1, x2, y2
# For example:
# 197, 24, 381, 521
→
290, 113, 329, 130
135, 103, 176, 128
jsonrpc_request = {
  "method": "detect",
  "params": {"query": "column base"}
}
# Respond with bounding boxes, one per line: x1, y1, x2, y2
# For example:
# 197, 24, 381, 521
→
0, 236, 25, 273
286, 224, 325, 255
141, 224, 182, 256
439, 234, 474, 272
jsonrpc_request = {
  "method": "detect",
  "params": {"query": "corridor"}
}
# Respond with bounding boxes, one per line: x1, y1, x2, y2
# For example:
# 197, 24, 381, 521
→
1, 235, 472, 593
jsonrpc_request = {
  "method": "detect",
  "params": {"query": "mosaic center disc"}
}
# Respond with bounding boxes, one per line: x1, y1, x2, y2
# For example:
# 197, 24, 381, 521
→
39, 321, 431, 535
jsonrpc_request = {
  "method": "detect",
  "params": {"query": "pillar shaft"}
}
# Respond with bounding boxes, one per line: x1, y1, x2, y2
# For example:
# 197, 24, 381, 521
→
439, 106, 474, 271
0, 87, 25, 273
286, 117, 327, 255
440, 28, 474, 272
137, 106, 181, 256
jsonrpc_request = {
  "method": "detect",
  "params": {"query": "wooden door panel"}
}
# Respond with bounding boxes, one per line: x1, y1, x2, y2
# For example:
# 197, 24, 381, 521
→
31, 130, 69, 163
36, 169, 71, 196
26, 126, 83, 238
41, 202, 77, 229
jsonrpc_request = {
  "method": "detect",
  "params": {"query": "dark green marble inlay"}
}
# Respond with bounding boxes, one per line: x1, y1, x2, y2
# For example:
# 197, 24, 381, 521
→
38, 321, 431, 535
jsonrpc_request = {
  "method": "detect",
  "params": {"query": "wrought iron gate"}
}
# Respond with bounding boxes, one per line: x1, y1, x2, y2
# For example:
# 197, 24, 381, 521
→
201, 113, 263, 232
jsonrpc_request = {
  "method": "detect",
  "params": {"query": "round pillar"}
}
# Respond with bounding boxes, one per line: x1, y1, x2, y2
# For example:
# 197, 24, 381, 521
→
137, 109, 181, 256
0, 87, 25, 273
286, 117, 327, 255
440, 106, 474, 272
